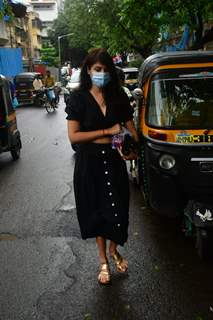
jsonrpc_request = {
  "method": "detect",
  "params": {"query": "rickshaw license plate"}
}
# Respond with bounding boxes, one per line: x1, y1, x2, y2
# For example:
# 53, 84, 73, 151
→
176, 134, 213, 143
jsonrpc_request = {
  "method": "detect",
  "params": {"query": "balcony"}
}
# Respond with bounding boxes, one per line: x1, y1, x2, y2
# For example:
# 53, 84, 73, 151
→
30, 0, 56, 3
32, 18, 42, 30
0, 21, 9, 45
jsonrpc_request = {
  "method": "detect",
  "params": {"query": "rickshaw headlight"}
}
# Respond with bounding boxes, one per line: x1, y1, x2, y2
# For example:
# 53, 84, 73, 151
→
159, 154, 175, 170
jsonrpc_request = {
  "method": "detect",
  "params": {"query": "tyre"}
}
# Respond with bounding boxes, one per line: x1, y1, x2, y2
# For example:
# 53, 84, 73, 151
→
55, 95, 60, 104
51, 100, 56, 110
11, 148, 20, 161
196, 228, 213, 260
45, 100, 55, 113
182, 215, 193, 237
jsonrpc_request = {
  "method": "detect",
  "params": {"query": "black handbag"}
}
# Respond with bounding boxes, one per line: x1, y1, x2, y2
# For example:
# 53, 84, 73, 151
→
121, 133, 138, 156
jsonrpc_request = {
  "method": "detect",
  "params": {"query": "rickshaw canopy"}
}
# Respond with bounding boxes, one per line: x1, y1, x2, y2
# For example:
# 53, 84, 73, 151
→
138, 51, 213, 88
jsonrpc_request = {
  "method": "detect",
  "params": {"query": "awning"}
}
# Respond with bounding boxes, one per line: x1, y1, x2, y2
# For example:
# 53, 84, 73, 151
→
8, 0, 27, 18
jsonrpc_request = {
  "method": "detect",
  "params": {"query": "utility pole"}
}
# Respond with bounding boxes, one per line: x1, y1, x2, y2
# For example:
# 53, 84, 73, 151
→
57, 33, 74, 81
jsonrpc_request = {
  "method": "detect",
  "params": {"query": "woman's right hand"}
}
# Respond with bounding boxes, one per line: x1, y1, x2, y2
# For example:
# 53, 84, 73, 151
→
106, 123, 122, 136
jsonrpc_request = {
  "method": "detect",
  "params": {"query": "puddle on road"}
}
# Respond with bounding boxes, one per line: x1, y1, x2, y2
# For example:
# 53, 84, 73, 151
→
0, 233, 17, 241
57, 204, 76, 212
55, 207, 81, 238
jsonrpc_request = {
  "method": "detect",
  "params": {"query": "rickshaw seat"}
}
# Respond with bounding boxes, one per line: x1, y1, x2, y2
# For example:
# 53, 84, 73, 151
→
174, 102, 205, 127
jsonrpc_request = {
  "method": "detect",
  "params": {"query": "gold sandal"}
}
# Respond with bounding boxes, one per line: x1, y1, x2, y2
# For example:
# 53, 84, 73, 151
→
111, 251, 128, 273
98, 262, 111, 285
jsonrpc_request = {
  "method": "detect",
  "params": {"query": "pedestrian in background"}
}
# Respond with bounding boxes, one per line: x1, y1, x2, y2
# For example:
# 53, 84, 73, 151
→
65, 48, 138, 285
8, 78, 19, 109
33, 74, 43, 92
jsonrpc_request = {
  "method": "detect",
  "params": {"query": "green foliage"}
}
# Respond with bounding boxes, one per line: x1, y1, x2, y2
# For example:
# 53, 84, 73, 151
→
41, 45, 58, 67
0, 0, 14, 22
50, 0, 213, 59
128, 59, 144, 68
48, 12, 70, 51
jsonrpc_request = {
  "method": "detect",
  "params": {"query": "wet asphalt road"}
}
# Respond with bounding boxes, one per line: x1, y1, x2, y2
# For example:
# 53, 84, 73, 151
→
0, 99, 213, 320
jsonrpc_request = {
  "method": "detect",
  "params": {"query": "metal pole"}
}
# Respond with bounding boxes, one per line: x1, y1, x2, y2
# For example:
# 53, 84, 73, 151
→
58, 33, 74, 82
58, 36, 61, 81
58, 36, 61, 69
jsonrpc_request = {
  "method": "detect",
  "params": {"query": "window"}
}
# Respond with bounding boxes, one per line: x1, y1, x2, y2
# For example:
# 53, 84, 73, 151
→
33, 4, 53, 9
32, 19, 42, 29
147, 71, 213, 129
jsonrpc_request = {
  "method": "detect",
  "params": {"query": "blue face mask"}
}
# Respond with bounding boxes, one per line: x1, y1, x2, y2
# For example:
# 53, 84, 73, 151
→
91, 72, 111, 88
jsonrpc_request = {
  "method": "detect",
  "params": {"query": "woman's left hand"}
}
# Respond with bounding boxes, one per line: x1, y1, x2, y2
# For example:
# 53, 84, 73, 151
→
123, 151, 138, 161
117, 147, 138, 161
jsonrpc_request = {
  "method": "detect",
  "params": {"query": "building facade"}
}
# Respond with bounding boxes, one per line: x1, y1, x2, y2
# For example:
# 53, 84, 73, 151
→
56, 0, 64, 12
0, 2, 42, 70
29, 0, 58, 40
28, 11, 42, 61
0, 21, 9, 46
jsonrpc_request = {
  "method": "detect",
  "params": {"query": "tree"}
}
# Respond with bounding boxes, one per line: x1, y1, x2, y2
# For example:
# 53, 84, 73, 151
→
40, 45, 58, 67
50, 0, 213, 59
0, 0, 14, 21
159, 0, 213, 49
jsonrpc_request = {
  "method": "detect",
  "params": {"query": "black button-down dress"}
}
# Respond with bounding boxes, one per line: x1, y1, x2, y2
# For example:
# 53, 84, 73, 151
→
65, 89, 133, 245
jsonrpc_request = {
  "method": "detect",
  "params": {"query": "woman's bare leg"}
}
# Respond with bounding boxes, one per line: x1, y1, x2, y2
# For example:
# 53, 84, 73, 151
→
96, 236, 110, 284
96, 236, 107, 263
109, 240, 128, 272
108, 240, 117, 256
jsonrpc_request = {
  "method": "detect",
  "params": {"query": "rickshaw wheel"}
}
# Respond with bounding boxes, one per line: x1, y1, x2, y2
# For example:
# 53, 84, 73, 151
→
142, 191, 150, 208
196, 228, 213, 260
11, 148, 20, 161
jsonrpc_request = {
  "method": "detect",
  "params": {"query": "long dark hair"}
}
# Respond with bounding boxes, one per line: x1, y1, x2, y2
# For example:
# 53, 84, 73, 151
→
79, 48, 121, 97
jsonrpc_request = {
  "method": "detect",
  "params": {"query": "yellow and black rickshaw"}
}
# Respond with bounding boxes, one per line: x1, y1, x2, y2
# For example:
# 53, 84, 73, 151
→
14, 72, 41, 105
0, 75, 22, 160
134, 51, 213, 259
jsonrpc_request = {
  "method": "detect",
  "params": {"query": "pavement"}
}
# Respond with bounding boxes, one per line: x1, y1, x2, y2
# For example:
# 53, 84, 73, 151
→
0, 100, 213, 320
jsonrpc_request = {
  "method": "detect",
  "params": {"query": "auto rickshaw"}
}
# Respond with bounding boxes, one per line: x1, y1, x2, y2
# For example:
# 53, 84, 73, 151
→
134, 51, 213, 259
122, 67, 139, 91
0, 75, 22, 160
14, 72, 41, 105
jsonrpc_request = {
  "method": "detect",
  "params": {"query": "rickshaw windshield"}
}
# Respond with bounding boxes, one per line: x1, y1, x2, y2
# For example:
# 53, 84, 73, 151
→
125, 72, 138, 80
147, 71, 213, 129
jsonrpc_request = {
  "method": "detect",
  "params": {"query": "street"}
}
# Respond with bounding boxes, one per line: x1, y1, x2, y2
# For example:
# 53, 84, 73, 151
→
0, 99, 213, 320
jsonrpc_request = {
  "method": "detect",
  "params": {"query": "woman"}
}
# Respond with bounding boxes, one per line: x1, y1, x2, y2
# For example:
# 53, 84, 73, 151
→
65, 48, 138, 285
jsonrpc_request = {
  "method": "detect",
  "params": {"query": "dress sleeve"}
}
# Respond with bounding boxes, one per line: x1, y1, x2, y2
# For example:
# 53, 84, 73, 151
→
65, 91, 83, 121
120, 90, 134, 123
